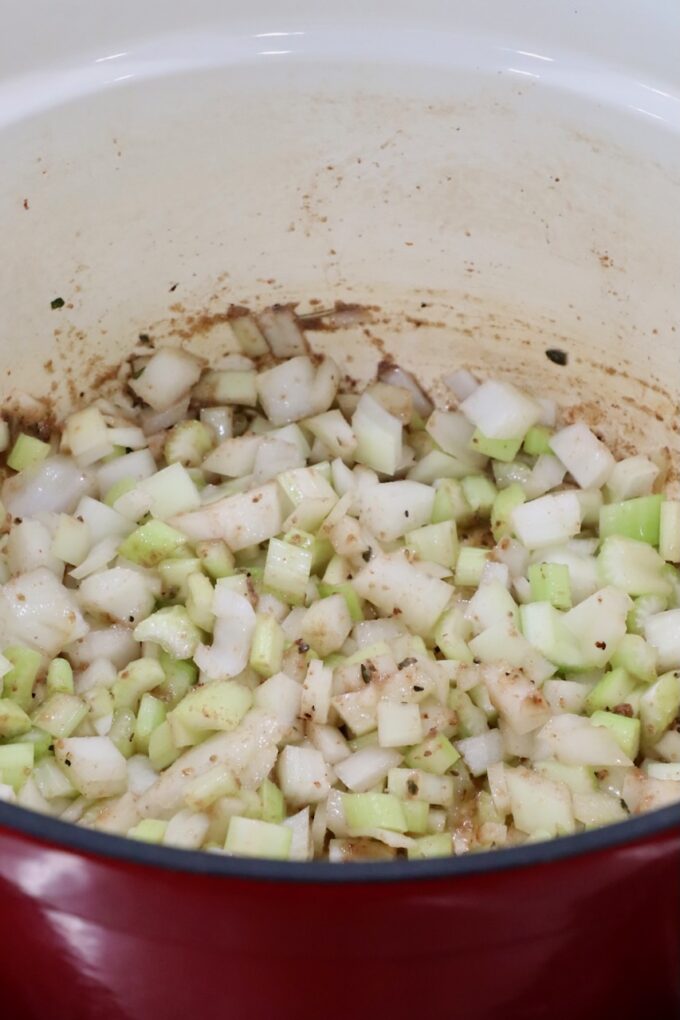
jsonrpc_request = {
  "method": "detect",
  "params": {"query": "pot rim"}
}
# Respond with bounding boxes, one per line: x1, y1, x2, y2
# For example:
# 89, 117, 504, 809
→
0, 797, 678, 883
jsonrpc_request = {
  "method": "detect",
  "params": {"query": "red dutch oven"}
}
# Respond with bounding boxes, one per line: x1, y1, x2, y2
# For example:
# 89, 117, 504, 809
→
2, 1, 680, 1017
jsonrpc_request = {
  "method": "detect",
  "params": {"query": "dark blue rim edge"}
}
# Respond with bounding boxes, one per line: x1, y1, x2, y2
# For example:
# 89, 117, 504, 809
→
1, 797, 680, 883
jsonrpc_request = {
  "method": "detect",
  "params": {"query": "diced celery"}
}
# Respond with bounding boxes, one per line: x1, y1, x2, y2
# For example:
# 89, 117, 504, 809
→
128, 819, 168, 844
491, 483, 525, 541
406, 521, 459, 570
470, 430, 522, 463
585, 668, 637, 715
454, 547, 490, 588
523, 426, 553, 456
401, 798, 429, 833
109, 708, 137, 758
104, 477, 136, 507
611, 634, 657, 682
591, 710, 640, 760
118, 520, 188, 567
343, 792, 408, 832
185, 573, 215, 632
405, 733, 460, 774
533, 760, 597, 794
113, 658, 165, 711
134, 693, 166, 753
19, 727, 52, 761
260, 778, 285, 823
7, 434, 50, 472
168, 680, 252, 736
157, 557, 203, 598
249, 614, 285, 677
318, 582, 364, 623
156, 650, 198, 706
431, 479, 473, 525
225, 816, 292, 859
448, 688, 487, 737
3, 646, 42, 711
0, 699, 31, 739
32, 693, 88, 738
263, 537, 312, 605
148, 719, 180, 770
344, 641, 391, 667
407, 833, 453, 859
434, 608, 472, 662
133, 606, 202, 659
660, 501, 680, 563
195, 540, 235, 579
599, 494, 663, 546
47, 657, 74, 695
598, 536, 671, 597
33, 755, 76, 799
185, 764, 239, 811
529, 562, 572, 610
165, 420, 213, 467
0, 743, 34, 790
461, 475, 497, 516
519, 602, 584, 671
639, 671, 680, 748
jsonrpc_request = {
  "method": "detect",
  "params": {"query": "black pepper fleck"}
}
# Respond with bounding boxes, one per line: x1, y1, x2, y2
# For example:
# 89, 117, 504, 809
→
546, 348, 568, 366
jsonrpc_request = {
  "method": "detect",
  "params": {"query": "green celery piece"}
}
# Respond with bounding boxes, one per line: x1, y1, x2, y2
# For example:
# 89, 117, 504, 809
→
195, 540, 235, 579
599, 494, 663, 546
610, 633, 657, 682
584, 668, 637, 715
249, 614, 285, 678
405, 733, 460, 774
156, 651, 198, 707
491, 483, 525, 541
168, 680, 252, 735
639, 671, 680, 749
401, 799, 429, 833
109, 708, 137, 758
407, 833, 452, 859
128, 819, 168, 844
434, 609, 473, 662
134, 693, 166, 754
528, 562, 572, 610
523, 426, 553, 456
3, 646, 42, 711
343, 792, 407, 833
104, 477, 136, 507
7, 434, 50, 472
454, 547, 490, 587
591, 710, 640, 760
32, 693, 88, 738
431, 479, 473, 525
46, 657, 74, 695
461, 475, 497, 515
0, 742, 34, 790
148, 719, 180, 770
225, 817, 291, 859
470, 429, 523, 463
405, 521, 458, 570
18, 727, 52, 761
318, 582, 364, 622
0, 699, 32, 739
133, 606, 202, 659
260, 779, 285, 823
118, 520, 188, 567
113, 658, 165, 711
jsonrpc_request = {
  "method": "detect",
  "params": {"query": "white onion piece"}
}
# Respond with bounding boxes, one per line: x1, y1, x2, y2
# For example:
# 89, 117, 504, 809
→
127, 755, 159, 796
358, 480, 435, 542
140, 396, 191, 436
253, 438, 305, 485
456, 730, 504, 777
0, 568, 88, 657
605, 456, 659, 501
7, 519, 63, 578
2, 456, 93, 517
203, 436, 263, 477
69, 537, 119, 581
353, 551, 452, 636
510, 491, 582, 550
78, 567, 158, 625
257, 356, 317, 425
170, 482, 283, 550
282, 807, 313, 861
195, 589, 256, 679
55, 736, 128, 799
442, 368, 478, 402
129, 347, 204, 411
378, 364, 433, 418
534, 714, 633, 766
460, 380, 541, 440
334, 747, 403, 792
257, 306, 307, 357
549, 423, 615, 489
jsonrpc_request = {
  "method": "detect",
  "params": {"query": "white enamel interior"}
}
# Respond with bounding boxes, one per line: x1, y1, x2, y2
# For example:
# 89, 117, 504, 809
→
0, 0, 678, 465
